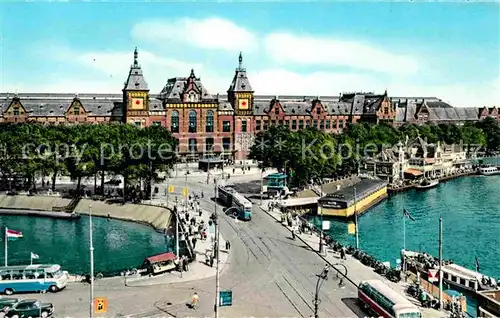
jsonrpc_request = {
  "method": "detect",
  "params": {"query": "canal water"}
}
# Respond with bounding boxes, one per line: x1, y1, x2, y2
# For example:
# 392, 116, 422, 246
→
0, 215, 174, 276
310, 174, 500, 317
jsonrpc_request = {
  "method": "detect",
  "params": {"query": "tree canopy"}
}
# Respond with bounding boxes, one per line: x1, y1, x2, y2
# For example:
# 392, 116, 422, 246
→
249, 119, 499, 187
0, 122, 178, 198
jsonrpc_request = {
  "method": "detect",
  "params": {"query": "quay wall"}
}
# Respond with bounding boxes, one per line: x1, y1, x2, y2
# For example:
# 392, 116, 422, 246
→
0, 195, 172, 231
75, 199, 172, 231
320, 186, 388, 218
0, 195, 71, 211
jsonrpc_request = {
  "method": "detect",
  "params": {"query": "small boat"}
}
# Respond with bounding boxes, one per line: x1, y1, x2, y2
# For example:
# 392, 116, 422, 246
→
477, 166, 500, 176
402, 250, 499, 292
415, 179, 439, 189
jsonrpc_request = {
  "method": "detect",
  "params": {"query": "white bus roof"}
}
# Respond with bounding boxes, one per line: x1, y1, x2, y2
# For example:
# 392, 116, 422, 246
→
232, 192, 251, 206
361, 280, 416, 307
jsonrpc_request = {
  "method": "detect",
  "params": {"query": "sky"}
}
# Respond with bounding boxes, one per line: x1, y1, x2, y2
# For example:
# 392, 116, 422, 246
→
0, 2, 499, 107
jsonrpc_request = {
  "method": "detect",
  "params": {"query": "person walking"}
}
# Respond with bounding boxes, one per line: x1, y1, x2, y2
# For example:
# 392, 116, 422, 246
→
340, 246, 346, 260
191, 292, 199, 309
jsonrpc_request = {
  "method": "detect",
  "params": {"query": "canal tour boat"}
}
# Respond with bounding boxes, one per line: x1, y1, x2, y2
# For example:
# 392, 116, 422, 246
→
477, 166, 500, 176
415, 179, 439, 189
402, 250, 499, 292
140, 252, 177, 276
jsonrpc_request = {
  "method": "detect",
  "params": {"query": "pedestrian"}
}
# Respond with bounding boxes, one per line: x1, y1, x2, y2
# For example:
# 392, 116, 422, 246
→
340, 247, 346, 260
209, 254, 214, 267
225, 240, 231, 251
191, 292, 199, 309
192, 237, 197, 249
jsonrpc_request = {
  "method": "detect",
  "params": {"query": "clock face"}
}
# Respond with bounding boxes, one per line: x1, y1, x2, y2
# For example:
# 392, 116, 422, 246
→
131, 98, 144, 110
238, 98, 249, 110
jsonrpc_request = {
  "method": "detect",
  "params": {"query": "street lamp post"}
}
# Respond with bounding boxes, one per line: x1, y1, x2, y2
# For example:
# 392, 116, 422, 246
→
354, 186, 359, 249
313, 263, 347, 318
89, 204, 94, 318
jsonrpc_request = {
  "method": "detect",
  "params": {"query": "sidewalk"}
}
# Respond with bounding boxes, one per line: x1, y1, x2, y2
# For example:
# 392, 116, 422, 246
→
258, 199, 445, 318
126, 198, 230, 287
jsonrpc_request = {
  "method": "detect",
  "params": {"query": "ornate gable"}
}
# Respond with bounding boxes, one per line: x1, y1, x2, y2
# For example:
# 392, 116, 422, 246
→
66, 95, 87, 116
3, 95, 27, 116
268, 97, 285, 117
311, 98, 325, 116
415, 101, 430, 121
183, 69, 202, 102
479, 106, 490, 118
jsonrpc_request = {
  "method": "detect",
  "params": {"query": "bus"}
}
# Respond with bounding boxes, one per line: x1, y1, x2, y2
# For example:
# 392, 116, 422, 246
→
358, 280, 422, 318
231, 192, 252, 221
0, 264, 69, 295
217, 185, 236, 207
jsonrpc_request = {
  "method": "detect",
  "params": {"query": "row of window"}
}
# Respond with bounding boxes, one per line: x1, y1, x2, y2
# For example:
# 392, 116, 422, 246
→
255, 119, 345, 131
166, 110, 248, 133
186, 138, 232, 152
272, 107, 323, 115
9, 106, 80, 116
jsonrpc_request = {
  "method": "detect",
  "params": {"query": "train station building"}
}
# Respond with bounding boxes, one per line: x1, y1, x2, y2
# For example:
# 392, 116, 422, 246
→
1, 48, 498, 161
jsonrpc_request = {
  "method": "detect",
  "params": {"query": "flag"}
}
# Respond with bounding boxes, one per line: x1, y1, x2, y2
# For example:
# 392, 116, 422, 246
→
6, 228, 23, 240
475, 256, 480, 272
31, 252, 39, 260
403, 208, 415, 221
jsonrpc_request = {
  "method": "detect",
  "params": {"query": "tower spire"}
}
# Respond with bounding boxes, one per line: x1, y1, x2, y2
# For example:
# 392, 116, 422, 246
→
238, 52, 243, 70
133, 47, 138, 66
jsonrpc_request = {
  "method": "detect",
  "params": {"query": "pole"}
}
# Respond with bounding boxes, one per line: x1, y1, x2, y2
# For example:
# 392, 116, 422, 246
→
4, 227, 7, 267
214, 182, 220, 318
259, 165, 263, 206
403, 208, 406, 277
439, 216, 443, 310
319, 182, 323, 253
89, 204, 94, 318
354, 187, 359, 249
166, 176, 170, 208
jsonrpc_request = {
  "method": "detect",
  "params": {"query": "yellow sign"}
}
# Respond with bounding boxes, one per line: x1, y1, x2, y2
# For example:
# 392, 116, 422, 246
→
238, 98, 249, 110
94, 297, 107, 313
131, 98, 144, 110
182, 187, 188, 197
347, 222, 356, 235
168, 185, 175, 193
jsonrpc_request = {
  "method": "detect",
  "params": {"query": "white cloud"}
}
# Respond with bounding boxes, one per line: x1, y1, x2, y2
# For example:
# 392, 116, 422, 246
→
131, 18, 257, 52
264, 33, 420, 76
250, 69, 499, 107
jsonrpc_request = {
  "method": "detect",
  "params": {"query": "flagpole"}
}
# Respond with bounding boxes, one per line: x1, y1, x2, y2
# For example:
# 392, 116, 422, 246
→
30, 255, 33, 266
4, 227, 7, 267
403, 211, 406, 281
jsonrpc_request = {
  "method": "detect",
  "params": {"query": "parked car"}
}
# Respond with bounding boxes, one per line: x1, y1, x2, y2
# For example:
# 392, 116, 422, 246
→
0, 296, 19, 312
4, 299, 54, 318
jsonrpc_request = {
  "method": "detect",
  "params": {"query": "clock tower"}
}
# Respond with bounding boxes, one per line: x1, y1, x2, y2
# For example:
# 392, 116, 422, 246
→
123, 47, 150, 126
227, 52, 254, 160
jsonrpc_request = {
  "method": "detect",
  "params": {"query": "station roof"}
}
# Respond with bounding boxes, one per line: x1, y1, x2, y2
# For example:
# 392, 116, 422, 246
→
318, 179, 387, 205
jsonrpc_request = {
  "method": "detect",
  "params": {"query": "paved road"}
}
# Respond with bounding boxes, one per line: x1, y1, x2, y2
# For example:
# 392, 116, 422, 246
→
6, 174, 364, 317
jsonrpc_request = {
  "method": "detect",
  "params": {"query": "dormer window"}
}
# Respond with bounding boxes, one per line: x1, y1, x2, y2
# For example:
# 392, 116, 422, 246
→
13, 106, 20, 116
187, 91, 199, 103
74, 104, 80, 116
275, 108, 279, 115
316, 107, 321, 115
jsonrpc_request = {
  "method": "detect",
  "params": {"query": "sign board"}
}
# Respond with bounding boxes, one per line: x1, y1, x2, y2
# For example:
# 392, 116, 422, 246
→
347, 222, 356, 235
219, 290, 233, 307
322, 220, 330, 230
168, 185, 175, 193
182, 187, 188, 197
94, 297, 107, 313
428, 269, 439, 283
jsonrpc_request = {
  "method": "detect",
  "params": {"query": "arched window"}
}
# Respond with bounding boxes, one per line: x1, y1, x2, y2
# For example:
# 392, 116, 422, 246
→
73, 104, 80, 116
189, 110, 197, 133
13, 106, 20, 116
206, 110, 214, 133
170, 110, 179, 133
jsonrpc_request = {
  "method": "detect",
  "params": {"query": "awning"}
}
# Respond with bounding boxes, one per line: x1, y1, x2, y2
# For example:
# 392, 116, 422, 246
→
405, 168, 424, 176
146, 252, 176, 264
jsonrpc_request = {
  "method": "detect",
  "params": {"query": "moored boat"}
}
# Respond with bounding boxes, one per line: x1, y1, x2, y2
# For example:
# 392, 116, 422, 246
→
402, 250, 499, 292
415, 179, 439, 189
477, 166, 500, 176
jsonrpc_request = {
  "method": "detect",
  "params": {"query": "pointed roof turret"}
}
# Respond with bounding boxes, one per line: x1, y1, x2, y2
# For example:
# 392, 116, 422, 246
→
123, 47, 149, 91
227, 52, 253, 94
